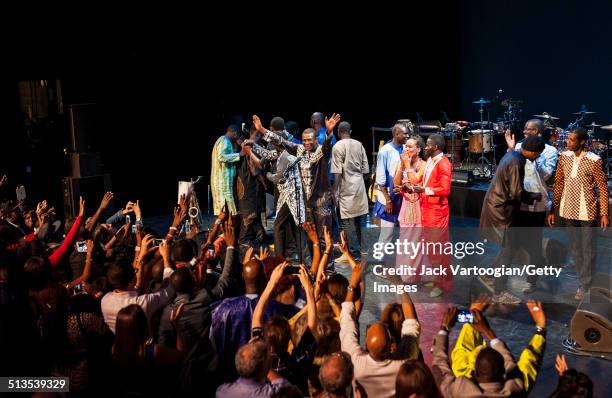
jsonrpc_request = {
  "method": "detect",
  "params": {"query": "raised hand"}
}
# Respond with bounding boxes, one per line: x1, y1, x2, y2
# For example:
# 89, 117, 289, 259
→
172, 194, 188, 228
255, 246, 270, 262
252, 115, 265, 133
297, 265, 313, 292
220, 215, 236, 247
504, 129, 516, 149
0, 174, 7, 187
302, 221, 318, 243
350, 260, 366, 287
79, 196, 86, 218
526, 300, 546, 328
159, 239, 172, 263
470, 293, 491, 313
132, 200, 142, 220
99, 192, 114, 210
555, 354, 569, 376
323, 225, 332, 251
325, 113, 341, 134
139, 234, 156, 261
243, 246, 255, 265
269, 261, 289, 285
338, 230, 350, 255
471, 309, 495, 340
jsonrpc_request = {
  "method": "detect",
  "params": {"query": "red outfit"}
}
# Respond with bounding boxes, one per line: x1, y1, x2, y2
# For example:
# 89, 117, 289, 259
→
421, 154, 452, 228
420, 154, 453, 292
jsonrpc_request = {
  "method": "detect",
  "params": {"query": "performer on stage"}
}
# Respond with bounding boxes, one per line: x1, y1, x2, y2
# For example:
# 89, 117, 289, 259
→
412, 134, 452, 297
211, 125, 241, 215
548, 128, 609, 300
331, 121, 369, 261
236, 126, 267, 246
373, 124, 408, 246
253, 113, 341, 269
480, 136, 545, 304
505, 119, 558, 293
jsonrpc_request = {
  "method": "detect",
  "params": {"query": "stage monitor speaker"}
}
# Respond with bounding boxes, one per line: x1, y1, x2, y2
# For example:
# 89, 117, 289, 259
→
62, 174, 112, 219
68, 152, 102, 178
570, 275, 612, 353
452, 170, 474, 186
69, 103, 98, 153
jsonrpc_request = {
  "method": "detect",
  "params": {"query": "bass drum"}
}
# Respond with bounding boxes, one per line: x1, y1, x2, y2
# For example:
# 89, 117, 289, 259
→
468, 130, 493, 153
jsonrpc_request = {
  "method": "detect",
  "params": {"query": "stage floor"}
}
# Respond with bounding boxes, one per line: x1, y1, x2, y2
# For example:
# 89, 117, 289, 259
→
146, 213, 612, 397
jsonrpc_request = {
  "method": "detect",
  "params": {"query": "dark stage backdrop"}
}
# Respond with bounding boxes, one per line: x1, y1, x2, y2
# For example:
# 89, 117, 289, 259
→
459, 0, 612, 131
2, 6, 462, 216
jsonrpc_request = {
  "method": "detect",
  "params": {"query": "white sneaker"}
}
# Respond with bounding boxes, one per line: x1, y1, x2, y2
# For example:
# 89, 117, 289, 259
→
492, 291, 522, 304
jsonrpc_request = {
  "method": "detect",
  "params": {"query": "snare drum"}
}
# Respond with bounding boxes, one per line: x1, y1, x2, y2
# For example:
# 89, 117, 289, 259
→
468, 130, 493, 153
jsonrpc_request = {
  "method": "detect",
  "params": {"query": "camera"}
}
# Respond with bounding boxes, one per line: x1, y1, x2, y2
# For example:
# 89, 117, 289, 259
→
76, 241, 88, 253
153, 238, 165, 246
73, 283, 84, 294
457, 309, 474, 323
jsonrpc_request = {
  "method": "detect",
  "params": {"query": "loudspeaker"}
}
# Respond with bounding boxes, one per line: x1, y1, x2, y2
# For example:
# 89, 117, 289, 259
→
570, 274, 612, 353
68, 152, 102, 178
451, 170, 474, 186
68, 103, 98, 153
62, 174, 112, 218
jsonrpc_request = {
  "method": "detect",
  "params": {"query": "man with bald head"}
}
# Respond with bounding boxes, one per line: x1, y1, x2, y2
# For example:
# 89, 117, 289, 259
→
505, 119, 558, 294
318, 352, 354, 398
339, 265, 420, 398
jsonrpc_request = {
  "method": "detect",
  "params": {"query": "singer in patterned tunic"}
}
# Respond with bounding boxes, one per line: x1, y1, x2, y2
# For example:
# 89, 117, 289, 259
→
549, 127, 609, 300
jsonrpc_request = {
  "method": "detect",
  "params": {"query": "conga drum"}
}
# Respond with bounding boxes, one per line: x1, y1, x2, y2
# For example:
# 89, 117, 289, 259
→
468, 130, 492, 153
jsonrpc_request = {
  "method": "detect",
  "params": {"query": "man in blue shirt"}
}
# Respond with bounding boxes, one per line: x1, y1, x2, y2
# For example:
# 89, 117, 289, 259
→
216, 341, 300, 398
312, 112, 337, 147
374, 124, 408, 246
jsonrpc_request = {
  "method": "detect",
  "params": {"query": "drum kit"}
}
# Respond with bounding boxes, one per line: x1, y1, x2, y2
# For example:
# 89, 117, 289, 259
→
443, 98, 612, 180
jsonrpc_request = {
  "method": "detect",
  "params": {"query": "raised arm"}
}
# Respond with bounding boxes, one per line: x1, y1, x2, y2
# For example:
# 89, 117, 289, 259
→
253, 115, 298, 154
49, 197, 84, 267
65, 239, 94, 289
252, 261, 289, 330
303, 222, 320, 275
208, 216, 240, 301
297, 265, 317, 332
322, 113, 341, 156
86, 192, 113, 232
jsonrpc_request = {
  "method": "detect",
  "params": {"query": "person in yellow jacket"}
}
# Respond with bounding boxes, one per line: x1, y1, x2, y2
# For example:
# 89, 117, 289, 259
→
450, 299, 546, 393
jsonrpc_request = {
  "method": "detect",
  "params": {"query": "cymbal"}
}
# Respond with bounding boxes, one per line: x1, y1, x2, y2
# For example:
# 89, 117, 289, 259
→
586, 122, 602, 128
601, 124, 612, 131
533, 113, 559, 120
572, 109, 596, 115
472, 98, 491, 104
501, 98, 523, 107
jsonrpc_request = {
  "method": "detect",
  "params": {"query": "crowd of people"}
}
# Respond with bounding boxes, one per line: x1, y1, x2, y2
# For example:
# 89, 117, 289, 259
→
0, 110, 607, 397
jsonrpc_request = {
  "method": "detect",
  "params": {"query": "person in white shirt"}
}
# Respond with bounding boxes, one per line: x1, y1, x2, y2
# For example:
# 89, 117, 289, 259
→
339, 264, 420, 398
101, 237, 175, 333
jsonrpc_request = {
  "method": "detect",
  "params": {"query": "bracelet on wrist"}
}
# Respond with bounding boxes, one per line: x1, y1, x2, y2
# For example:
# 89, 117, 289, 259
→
535, 325, 546, 332
169, 226, 178, 231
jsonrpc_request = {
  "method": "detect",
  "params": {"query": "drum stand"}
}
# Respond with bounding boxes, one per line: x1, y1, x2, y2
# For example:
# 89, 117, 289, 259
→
472, 104, 495, 180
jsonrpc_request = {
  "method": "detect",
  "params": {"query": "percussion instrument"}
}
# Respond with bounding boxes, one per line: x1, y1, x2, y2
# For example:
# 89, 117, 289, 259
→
472, 98, 491, 104
468, 130, 493, 153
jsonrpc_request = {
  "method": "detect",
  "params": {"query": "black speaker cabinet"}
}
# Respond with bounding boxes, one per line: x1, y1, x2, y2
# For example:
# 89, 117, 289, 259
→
68, 103, 98, 153
570, 274, 612, 353
62, 174, 112, 219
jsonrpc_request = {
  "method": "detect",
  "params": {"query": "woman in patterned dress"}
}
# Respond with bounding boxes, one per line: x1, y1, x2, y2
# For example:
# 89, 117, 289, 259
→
393, 136, 427, 282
